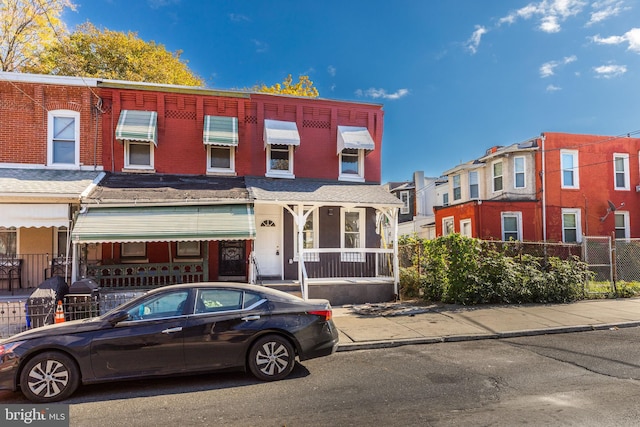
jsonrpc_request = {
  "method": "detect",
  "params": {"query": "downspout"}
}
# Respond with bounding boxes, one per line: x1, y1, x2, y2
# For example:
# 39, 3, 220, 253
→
541, 134, 547, 243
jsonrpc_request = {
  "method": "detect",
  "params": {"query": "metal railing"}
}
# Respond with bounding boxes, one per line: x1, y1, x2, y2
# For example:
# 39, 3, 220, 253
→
86, 262, 205, 288
0, 254, 70, 291
297, 248, 394, 279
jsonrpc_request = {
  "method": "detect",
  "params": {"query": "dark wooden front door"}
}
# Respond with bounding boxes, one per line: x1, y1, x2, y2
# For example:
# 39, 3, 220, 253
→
219, 241, 246, 277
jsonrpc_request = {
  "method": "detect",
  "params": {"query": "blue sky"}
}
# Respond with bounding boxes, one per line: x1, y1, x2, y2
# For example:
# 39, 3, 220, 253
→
63, 0, 640, 183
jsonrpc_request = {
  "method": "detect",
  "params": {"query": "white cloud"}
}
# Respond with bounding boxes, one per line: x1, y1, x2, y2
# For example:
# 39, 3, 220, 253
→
592, 28, 640, 53
546, 84, 562, 92
252, 39, 268, 53
327, 65, 336, 77
465, 26, 487, 54
148, 0, 180, 9
496, 0, 586, 33
355, 88, 409, 100
539, 55, 577, 77
587, 0, 624, 26
593, 63, 627, 78
229, 13, 251, 22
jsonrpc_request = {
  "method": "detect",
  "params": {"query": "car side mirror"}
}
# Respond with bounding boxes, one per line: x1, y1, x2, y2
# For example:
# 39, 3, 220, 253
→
105, 310, 130, 326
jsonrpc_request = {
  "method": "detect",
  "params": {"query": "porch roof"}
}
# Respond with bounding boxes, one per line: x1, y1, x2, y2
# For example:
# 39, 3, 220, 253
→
245, 177, 403, 208
71, 204, 255, 243
0, 168, 104, 200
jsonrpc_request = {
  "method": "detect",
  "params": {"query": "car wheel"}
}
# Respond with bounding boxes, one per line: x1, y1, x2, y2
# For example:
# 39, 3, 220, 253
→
20, 352, 80, 403
248, 335, 296, 381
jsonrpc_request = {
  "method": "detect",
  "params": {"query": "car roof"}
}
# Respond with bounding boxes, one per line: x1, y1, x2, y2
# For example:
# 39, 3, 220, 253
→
145, 282, 304, 301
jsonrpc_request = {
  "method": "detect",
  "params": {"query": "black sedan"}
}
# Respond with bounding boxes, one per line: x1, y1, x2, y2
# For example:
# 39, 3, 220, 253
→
0, 283, 339, 403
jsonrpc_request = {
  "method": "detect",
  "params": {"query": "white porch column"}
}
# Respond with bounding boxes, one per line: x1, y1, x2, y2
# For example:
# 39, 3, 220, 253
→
71, 243, 79, 284
393, 208, 399, 299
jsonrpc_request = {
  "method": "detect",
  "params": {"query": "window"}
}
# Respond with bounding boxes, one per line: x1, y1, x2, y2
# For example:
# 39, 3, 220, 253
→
121, 242, 146, 259
195, 289, 244, 313
48, 110, 79, 166
561, 150, 579, 189
442, 193, 449, 206
56, 227, 69, 257
562, 209, 582, 243
177, 241, 201, 258
613, 153, 629, 190
339, 149, 364, 182
501, 212, 522, 241
400, 191, 410, 214
0, 228, 17, 255
207, 146, 235, 173
125, 141, 154, 169
453, 175, 461, 201
460, 219, 472, 237
492, 161, 503, 192
266, 144, 294, 178
469, 171, 479, 199
442, 217, 454, 236
126, 290, 189, 320
341, 208, 365, 262
614, 212, 629, 239
514, 157, 525, 189
294, 208, 319, 262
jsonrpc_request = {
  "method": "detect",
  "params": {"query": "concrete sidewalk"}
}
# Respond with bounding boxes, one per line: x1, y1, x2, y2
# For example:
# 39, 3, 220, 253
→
333, 298, 640, 351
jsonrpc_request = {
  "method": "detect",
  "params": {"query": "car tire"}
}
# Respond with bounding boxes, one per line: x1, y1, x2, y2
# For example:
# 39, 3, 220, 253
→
248, 334, 296, 381
20, 351, 80, 403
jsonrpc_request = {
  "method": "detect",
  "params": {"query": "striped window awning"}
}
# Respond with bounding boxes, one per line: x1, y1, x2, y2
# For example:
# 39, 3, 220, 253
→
115, 110, 158, 145
72, 204, 255, 243
337, 126, 375, 154
263, 119, 300, 147
203, 116, 239, 146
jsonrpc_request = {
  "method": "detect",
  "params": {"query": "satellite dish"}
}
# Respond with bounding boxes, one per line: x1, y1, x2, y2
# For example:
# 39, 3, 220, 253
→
608, 200, 616, 212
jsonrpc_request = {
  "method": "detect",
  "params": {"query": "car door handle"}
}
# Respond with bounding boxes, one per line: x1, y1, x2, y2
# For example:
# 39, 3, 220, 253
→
161, 327, 183, 334
241, 315, 260, 321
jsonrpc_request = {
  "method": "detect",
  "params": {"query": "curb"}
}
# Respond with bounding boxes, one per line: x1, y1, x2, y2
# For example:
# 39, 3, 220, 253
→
336, 321, 640, 352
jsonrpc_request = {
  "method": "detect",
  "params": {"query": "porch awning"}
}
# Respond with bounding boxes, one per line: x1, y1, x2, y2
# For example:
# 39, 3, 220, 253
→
264, 119, 300, 147
115, 110, 158, 145
203, 116, 238, 146
337, 126, 375, 154
0, 204, 69, 228
71, 204, 255, 243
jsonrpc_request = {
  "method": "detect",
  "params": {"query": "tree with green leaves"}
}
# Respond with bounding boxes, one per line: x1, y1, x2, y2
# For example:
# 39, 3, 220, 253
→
27, 22, 204, 86
0, 0, 74, 72
253, 74, 319, 97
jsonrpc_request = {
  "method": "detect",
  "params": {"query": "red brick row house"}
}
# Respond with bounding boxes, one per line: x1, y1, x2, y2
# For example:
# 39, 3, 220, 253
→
433, 132, 640, 244
0, 72, 400, 304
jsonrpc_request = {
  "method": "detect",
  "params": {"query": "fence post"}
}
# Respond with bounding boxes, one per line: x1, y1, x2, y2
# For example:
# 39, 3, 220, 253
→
611, 232, 617, 294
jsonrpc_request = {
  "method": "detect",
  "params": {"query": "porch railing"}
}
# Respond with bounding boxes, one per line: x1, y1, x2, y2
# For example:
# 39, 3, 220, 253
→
298, 248, 395, 280
0, 254, 70, 291
86, 262, 205, 289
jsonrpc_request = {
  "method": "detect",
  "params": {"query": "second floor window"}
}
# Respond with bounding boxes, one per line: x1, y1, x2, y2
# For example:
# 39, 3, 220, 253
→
492, 161, 503, 192
208, 146, 235, 173
453, 175, 461, 201
442, 193, 449, 206
514, 157, 525, 188
266, 144, 294, 177
613, 153, 629, 190
561, 150, 579, 188
125, 141, 154, 169
469, 171, 479, 199
48, 110, 79, 166
400, 191, 410, 214
339, 149, 364, 182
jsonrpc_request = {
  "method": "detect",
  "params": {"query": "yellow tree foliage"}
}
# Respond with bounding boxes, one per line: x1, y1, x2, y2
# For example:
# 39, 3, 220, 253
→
253, 74, 319, 98
0, 0, 74, 72
27, 22, 204, 86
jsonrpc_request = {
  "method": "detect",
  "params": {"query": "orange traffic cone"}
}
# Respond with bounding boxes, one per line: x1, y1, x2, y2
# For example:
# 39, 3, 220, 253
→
55, 300, 65, 324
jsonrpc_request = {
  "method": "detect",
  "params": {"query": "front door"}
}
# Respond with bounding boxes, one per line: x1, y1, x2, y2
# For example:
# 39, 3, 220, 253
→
219, 241, 246, 278
254, 212, 282, 278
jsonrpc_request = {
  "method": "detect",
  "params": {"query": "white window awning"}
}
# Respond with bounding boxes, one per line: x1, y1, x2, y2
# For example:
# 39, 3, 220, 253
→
115, 110, 158, 145
337, 126, 375, 154
264, 119, 300, 147
203, 116, 239, 146
0, 204, 69, 228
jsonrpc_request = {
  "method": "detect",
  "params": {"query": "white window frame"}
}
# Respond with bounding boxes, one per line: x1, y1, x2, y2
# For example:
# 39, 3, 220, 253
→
47, 110, 80, 167
399, 191, 410, 214
442, 216, 454, 236
338, 149, 364, 182
514, 156, 526, 189
293, 207, 319, 262
501, 212, 522, 241
492, 160, 503, 193
341, 208, 366, 262
266, 144, 294, 178
614, 211, 630, 240
460, 219, 472, 237
561, 150, 579, 189
561, 208, 582, 243
207, 145, 235, 174
469, 171, 479, 199
442, 192, 449, 206
124, 140, 155, 170
613, 153, 630, 190
452, 174, 461, 201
